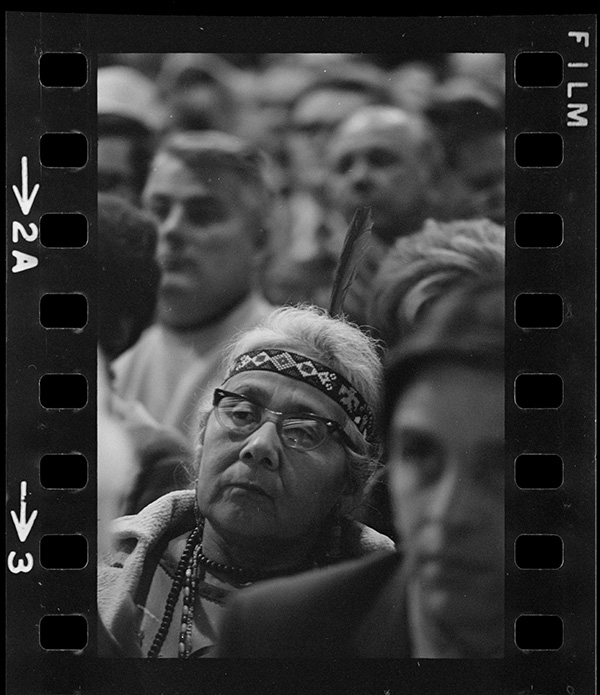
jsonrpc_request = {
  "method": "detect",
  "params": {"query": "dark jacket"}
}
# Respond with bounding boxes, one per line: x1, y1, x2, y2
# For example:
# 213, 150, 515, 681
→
214, 550, 411, 658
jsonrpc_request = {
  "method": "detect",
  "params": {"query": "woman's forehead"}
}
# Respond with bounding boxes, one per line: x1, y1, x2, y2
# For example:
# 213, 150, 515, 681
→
222, 370, 346, 420
390, 363, 504, 442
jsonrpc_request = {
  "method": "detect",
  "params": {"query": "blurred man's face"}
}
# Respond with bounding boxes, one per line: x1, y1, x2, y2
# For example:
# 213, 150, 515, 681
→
288, 88, 379, 190
248, 65, 312, 151
447, 130, 505, 223
386, 363, 504, 657
142, 152, 261, 330
326, 122, 435, 241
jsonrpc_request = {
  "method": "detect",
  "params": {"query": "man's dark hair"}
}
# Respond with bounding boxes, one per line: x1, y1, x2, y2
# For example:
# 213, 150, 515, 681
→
424, 75, 505, 167
98, 192, 161, 361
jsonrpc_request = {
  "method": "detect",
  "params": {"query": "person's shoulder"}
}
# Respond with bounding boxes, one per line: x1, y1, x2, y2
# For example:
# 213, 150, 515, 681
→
111, 324, 163, 375
114, 394, 190, 452
217, 552, 401, 657
107, 489, 196, 555
234, 550, 399, 612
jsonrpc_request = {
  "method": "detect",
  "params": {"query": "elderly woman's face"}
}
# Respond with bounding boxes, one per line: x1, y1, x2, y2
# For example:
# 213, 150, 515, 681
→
386, 362, 504, 657
196, 370, 350, 544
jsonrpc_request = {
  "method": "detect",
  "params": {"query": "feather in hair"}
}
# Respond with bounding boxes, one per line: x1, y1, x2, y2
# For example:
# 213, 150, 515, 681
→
328, 206, 374, 318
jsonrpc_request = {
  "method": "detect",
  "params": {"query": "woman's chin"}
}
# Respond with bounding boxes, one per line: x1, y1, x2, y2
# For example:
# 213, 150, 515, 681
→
210, 500, 278, 540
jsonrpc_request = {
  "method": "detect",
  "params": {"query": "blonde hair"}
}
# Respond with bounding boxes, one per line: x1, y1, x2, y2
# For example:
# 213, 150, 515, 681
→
369, 217, 505, 349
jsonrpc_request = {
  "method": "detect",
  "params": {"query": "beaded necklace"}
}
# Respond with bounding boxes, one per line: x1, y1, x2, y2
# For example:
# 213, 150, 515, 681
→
147, 524, 201, 658
147, 516, 331, 658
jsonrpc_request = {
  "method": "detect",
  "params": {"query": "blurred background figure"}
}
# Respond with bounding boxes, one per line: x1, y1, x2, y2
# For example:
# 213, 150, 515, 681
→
380, 276, 505, 658
215, 276, 505, 658
387, 60, 440, 114
97, 345, 142, 658
156, 53, 244, 136
101, 52, 166, 81
426, 70, 505, 224
112, 130, 275, 446
98, 193, 161, 365
356, 216, 505, 539
261, 61, 394, 309
237, 55, 315, 192
446, 52, 506, 93
98, 347, 139, 559
286, 61, 393, 195
325, 104, 443, 247
97, 65, 164, 205
320, 104, 445, 326
368, 216, 505, 350
98, 192, 191, 515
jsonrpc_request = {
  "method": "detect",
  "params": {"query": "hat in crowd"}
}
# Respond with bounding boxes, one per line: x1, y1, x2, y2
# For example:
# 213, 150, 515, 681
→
156, 52, 240, 93
425, 75, 504, 134
98, 64, 165, 132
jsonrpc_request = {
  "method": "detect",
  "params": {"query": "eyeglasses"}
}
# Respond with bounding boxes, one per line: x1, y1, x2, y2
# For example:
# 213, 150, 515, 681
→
212, 388, 352, 452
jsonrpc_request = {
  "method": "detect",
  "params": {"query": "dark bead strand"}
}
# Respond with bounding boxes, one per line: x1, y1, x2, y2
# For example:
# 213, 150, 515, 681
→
196, 546, 318, 584
147, 526, 201, 658
149, 513, 327, 659
179, 548, 199, 657
196, 550, 265, 583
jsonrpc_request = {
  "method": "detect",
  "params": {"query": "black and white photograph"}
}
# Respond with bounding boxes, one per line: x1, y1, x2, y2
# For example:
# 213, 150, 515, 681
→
5, 13, 596, 695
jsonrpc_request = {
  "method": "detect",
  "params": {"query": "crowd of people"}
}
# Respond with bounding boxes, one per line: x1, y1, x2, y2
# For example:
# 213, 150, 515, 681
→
96, 51, 507, 661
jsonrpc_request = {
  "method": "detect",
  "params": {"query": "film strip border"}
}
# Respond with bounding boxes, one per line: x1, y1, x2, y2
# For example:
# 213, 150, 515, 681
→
505, 31, 596, 695
5, 13, 596, 695
505, 31, 596, 693
6, 14, 100, 694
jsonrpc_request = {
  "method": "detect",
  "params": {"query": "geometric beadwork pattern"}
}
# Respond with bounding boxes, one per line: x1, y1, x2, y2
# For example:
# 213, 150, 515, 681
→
226, 348, 376, 442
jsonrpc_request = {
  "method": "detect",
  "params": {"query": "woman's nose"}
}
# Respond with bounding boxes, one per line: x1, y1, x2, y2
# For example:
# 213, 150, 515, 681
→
429, 464, 476, 532
239, 422, 282, 471
159, 204, 186, 242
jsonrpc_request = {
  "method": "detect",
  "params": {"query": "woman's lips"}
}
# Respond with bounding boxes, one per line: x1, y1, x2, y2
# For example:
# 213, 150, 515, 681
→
157, 256, 192, 272
223, 481, 272, 499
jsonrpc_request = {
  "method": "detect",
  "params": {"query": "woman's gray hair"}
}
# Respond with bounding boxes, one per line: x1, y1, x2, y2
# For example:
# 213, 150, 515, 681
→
192, 304, 385, 509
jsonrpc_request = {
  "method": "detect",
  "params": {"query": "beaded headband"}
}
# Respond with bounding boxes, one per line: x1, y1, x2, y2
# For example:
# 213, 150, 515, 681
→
225, 348, 376, 442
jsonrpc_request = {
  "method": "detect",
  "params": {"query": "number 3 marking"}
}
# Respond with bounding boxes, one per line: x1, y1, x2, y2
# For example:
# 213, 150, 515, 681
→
8, 551, 34, 574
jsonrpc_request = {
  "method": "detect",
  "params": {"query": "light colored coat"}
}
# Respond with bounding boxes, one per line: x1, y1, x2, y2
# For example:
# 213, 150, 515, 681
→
98, 489, 396, 657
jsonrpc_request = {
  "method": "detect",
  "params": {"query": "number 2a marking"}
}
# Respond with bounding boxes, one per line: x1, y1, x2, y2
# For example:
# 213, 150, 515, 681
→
12, 221, 38, 243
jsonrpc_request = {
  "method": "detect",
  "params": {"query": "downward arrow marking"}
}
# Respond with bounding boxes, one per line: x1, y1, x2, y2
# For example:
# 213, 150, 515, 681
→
12, 156, 40, 216
10, 481, 38, 543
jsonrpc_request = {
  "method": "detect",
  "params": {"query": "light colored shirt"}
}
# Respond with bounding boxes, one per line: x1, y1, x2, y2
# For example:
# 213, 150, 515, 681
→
112, 293, 274, 445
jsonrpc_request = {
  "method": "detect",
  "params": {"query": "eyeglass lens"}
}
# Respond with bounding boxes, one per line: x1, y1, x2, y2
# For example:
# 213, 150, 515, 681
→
215, 391, 331, 451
